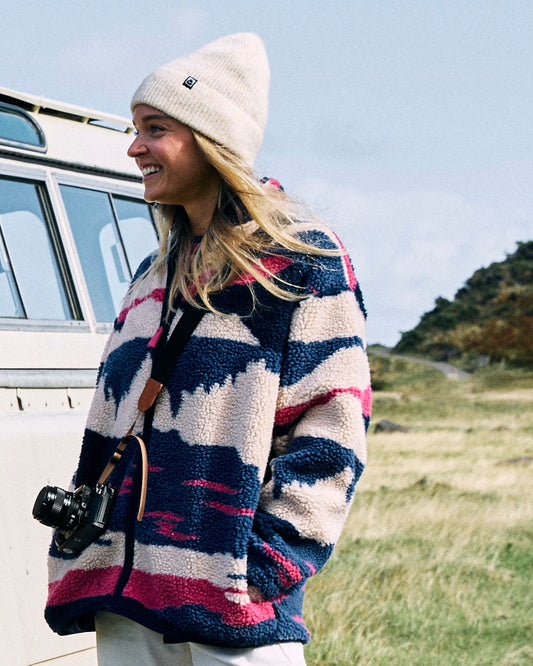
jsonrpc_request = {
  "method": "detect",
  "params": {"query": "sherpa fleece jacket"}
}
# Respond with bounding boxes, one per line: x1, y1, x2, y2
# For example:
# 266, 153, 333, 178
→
45, 221, 371, 648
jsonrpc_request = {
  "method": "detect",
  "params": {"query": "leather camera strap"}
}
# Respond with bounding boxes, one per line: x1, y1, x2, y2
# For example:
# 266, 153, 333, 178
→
138, 304, 206, 412
97, 302, 206, 521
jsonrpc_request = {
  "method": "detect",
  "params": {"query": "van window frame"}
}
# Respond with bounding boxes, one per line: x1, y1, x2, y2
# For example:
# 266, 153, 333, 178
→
51, 170, 156, 332
0, 171, 82, 327
0, 102, 47, 153
0, 160, 155, 334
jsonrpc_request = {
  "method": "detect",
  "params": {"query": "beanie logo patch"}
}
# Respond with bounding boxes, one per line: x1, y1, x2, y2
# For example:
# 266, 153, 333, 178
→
183, 76, 198, 89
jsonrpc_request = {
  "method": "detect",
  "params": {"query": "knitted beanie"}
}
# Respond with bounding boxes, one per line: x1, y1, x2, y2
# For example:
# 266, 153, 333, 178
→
131, 33, 270, 168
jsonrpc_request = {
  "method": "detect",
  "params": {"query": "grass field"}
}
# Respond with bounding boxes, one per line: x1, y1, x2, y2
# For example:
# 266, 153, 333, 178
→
303, 357, 533, 665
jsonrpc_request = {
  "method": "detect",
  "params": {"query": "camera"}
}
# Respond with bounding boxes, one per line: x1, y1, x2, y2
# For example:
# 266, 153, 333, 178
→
33, 483, 116, 555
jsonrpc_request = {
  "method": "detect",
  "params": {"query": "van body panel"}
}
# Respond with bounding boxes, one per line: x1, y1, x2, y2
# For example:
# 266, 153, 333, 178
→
2, 410, 97, 665
0, 85, 137, 177
0, 329, 107, 369
0, 88, 154, 664
0, 328, 107, 369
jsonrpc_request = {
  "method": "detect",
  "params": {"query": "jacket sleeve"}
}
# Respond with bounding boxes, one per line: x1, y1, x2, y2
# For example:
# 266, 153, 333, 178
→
246, 248, 371, 601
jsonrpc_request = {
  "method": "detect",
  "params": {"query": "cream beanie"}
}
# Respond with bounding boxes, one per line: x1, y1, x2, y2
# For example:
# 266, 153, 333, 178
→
131, 33, 270, 168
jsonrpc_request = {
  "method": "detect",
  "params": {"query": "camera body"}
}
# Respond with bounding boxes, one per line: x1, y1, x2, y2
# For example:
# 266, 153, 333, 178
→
33, 483, 116, 555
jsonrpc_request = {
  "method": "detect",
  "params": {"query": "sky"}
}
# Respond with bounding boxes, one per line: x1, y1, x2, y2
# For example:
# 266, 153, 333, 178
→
1, 0, 531, 345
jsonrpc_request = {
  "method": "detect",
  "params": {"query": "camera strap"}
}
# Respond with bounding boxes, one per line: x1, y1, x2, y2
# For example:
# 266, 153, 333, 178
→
138, 303, 206, 412
97, 297, 206, 522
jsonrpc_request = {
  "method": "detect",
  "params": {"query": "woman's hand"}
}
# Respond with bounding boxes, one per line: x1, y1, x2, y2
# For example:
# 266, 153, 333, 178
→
247, 585, 266, 603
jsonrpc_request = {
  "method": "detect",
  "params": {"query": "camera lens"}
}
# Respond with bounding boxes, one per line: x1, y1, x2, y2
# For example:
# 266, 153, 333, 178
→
33, 485, 80, 530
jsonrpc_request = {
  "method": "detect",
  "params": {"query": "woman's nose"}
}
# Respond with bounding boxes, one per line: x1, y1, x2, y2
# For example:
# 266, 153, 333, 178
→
127, 136, 146, 158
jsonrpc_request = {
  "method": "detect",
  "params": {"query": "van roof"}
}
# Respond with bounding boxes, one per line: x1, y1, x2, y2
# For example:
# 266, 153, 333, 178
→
0, 87, 139, 178
0, 86, 133, 132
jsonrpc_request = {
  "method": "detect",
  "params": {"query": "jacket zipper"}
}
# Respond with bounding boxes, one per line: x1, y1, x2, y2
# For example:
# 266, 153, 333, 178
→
113, 404, 155, 598
113, 266, 171, 598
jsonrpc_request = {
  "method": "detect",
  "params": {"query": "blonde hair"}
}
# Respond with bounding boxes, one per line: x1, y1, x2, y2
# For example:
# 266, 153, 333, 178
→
134, 132, 339, 315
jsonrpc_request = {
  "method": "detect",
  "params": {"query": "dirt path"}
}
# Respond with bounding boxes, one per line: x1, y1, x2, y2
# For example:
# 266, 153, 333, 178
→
369, 347, 471, 380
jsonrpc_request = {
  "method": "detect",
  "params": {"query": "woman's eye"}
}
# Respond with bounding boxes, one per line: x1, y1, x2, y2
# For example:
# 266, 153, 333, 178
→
150, 125, 165, 134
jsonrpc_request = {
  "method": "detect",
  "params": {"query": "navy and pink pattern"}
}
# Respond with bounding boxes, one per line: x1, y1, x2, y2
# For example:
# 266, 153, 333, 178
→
45, 221, 371, 647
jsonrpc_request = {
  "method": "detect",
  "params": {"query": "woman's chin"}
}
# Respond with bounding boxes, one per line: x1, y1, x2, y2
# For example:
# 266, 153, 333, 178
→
142, 186, 160, 203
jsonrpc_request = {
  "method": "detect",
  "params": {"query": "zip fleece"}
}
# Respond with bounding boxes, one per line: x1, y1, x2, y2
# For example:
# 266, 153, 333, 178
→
44, 221, 371, 647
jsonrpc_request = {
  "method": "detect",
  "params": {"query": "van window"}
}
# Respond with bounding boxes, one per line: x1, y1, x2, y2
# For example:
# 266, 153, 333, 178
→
0, 104, 46, 151
114, 196, 158, 276
0, 177, 73, 319
60, 186, 156, 322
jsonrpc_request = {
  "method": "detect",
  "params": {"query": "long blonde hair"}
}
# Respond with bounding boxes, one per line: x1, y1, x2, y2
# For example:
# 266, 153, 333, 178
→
135, 132, 339, 314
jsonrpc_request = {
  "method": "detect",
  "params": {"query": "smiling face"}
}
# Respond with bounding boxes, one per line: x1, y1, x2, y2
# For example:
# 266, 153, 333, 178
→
128, 104, 220, 233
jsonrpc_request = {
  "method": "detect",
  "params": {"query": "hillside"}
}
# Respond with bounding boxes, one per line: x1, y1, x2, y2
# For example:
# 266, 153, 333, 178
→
394, 241, 533, 368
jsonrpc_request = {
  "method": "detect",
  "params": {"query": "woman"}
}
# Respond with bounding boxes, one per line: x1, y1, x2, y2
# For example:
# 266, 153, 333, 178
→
44, 33, 371, 665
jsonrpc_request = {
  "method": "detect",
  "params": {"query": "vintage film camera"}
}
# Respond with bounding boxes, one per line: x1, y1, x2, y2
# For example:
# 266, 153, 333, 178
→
33, 482, 115, 555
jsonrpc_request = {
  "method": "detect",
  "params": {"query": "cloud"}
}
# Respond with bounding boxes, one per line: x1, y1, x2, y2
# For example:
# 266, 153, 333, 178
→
25, 4, 209, 114
294, 178, 531, 346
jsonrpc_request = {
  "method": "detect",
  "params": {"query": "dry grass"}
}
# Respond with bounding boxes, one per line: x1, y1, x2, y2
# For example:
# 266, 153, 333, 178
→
303, 364, 533, 665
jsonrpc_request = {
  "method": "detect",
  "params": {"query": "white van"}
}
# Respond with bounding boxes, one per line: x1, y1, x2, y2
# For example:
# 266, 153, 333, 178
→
0, 87, 157, 665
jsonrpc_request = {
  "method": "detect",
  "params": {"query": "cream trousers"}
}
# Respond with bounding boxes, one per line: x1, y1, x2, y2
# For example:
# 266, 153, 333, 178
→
95, 611, 307, 666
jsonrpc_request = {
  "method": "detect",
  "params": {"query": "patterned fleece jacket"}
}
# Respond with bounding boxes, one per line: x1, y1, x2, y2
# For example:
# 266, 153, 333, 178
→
45, 221, 371, 647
